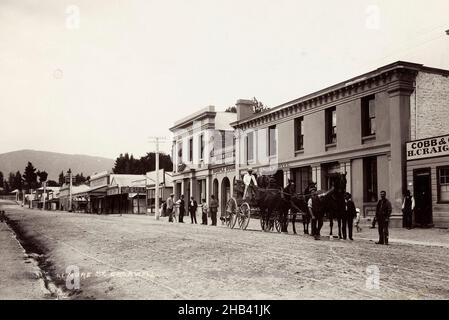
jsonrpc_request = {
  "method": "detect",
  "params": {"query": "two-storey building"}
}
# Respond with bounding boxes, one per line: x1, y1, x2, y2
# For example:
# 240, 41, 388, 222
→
170, 106, 237, 216
232, 61, 449, 228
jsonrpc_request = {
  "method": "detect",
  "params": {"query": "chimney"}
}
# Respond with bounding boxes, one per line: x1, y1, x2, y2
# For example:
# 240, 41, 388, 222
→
235, 99, 254, 121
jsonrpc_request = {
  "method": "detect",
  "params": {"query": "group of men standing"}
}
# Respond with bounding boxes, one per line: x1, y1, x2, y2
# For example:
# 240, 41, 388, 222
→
163, 193, 219, 226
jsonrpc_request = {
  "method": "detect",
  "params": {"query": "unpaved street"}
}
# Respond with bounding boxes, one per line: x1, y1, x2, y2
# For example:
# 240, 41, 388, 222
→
1, 201, 449, 300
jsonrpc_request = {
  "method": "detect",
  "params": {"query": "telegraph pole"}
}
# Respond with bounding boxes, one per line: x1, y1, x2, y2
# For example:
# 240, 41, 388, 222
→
149, 136, 168, 220
68, 169, 73, 212
42, 181, 46, 211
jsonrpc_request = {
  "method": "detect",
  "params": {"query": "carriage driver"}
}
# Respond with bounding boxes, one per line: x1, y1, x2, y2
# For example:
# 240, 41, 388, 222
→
243, 167, 258, 200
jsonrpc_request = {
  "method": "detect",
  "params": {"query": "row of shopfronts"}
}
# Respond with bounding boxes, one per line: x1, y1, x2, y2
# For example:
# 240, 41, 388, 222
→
29, 170, 173, 215
170, 61, 449, 228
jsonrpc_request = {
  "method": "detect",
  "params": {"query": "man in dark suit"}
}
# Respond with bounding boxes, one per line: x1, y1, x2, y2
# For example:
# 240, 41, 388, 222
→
178, 195, 185, 223
375, 190, 392, 245
188, 196, 198, 224
209, 195, 219, 226
343, 192, 357, 240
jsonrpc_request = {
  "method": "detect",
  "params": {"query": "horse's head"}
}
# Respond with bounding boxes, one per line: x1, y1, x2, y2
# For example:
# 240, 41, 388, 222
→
285, 180, 296, 193
305, 182, 317, 194
329, 172, 347, 193
267, 176, 279, 189
257, 175, 270, 188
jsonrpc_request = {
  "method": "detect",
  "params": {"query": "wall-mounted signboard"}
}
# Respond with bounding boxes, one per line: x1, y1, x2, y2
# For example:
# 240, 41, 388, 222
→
406, 134, 449, 161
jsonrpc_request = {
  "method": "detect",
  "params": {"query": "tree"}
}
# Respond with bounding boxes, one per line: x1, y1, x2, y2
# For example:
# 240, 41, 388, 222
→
3, 181, 10, 193
23, 162, 38, 191
252, 97, 269, 113
37, 170, 48, 186
8, 172, 15, 190
74, 173, 87, 186
112, 152, 173, 174
225, 106, 237, 113
58, 171, 65, 186
13, 171, 23, 191
46, 180, 59, 187
0, 171, 4, 189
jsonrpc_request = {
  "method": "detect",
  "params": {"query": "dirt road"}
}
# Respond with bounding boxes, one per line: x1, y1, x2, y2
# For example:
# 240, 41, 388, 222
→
1, 201, 448, 299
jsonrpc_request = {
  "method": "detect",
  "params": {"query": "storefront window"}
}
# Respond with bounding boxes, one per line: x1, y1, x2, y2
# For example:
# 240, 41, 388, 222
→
438, 166, 449, 202
364, 157, 378, 202
291, 166, 312, 194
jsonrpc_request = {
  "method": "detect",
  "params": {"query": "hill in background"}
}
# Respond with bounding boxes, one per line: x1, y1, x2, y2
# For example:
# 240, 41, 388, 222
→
0, 150, 115, 180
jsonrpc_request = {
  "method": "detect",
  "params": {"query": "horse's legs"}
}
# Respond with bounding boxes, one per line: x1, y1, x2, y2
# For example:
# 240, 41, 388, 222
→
329, 216, 334, 236
318, 216, 324, 236
265, 208, 271, 232
302, 213, 308, 234
292, 212, 297, 234
283, 210, 289, 233
337, 217, 342, 239
281, 210, 288, 233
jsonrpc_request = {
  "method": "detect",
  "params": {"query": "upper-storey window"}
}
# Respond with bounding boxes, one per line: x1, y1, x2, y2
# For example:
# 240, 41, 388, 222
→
177, 141, 183, 163
246, 132, 254, 163
362, 95, 376, 137
268, 125, 277, 156
199, 134, 205, 160
294, 117, 304, 151
188, 137, 193, 162
326, 107, 337, 144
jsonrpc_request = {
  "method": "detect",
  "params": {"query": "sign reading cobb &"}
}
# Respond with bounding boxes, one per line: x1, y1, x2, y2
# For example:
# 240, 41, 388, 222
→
406, 134, 449, 161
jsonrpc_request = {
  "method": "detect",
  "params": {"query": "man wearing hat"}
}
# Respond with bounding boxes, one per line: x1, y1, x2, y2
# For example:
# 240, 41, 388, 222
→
343, 192, 356, 240
243, 167, 258, 200
166, 193, 175, 222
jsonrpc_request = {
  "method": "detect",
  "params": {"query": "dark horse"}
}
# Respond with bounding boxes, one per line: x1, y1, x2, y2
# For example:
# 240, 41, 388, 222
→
315, 172, 347, 239
283, 181, 310, 234
253, 175, 290, 232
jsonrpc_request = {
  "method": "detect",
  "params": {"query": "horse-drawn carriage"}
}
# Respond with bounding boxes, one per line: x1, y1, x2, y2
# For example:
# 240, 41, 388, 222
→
224, 172, 348, 238
224, 176, 300, 232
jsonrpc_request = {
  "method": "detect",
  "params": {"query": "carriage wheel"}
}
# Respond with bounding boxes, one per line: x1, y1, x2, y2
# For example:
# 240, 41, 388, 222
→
225, 198, 238, 229
239, 202, 251, 230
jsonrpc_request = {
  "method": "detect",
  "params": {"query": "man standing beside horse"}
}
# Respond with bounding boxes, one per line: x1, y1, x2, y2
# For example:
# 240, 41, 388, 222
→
308, 191, 323, 240
343, 192, 356, 240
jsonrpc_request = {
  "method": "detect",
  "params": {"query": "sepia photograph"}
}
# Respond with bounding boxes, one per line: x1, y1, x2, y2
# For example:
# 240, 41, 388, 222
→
1, 0, 449, 310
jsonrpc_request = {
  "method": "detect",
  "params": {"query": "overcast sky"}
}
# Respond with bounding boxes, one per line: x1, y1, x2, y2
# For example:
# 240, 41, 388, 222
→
1, 0, 448, 159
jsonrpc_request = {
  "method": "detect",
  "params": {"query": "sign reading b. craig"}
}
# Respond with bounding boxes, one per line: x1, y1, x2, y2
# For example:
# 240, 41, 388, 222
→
406, 134, 449, 161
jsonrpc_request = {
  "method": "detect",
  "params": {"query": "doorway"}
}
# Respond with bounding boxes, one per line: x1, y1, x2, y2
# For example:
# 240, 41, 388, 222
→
221, 177, 231, 217
413, 168, 433, 226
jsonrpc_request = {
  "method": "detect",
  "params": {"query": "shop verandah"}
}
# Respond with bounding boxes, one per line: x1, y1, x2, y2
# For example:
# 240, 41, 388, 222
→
104, 187, 147, 214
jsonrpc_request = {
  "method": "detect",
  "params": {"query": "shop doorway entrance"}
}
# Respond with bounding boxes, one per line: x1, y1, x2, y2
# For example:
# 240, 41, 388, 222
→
413, 168, 433, 226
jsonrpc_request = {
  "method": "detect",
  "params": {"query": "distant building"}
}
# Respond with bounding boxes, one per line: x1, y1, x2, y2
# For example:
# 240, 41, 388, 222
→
87, 171, 111, 213
105, 174, 147, 214
170, 106, 237, 217
144, 169, 174, 213
58, 184, 89, 212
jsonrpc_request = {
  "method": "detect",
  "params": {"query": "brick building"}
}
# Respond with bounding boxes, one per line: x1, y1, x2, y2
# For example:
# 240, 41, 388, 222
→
406, 69, 449, 227
231, 61, 449, 228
